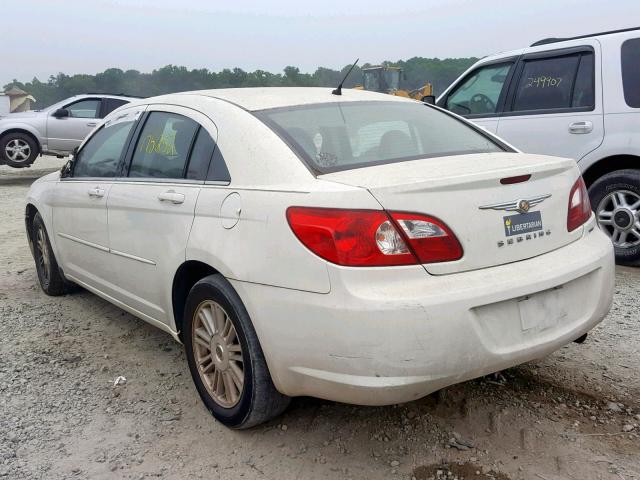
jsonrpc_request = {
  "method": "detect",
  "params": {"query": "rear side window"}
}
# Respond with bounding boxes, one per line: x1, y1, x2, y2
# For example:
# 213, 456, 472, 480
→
257, 101, 506, 174
621, 38, 640, 108
512, 52, 594, 112
186, 128, 215, 180
129, 112, 199, 178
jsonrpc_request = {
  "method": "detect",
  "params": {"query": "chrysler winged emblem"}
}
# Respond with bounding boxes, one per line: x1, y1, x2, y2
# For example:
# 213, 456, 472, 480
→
517, 199, 530, 213
479, 194, 551, 214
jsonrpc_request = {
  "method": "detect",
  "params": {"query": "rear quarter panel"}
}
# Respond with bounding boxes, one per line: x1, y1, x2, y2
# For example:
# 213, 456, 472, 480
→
189, 182, 381, 294
184, 97, 382, 294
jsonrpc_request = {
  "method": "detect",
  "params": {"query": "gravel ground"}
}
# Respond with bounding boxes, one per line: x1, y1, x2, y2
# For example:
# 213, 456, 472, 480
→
1, 157, 639, 480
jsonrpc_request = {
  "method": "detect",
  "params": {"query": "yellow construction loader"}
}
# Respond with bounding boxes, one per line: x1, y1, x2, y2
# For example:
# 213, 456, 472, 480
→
357, 65, 434, 102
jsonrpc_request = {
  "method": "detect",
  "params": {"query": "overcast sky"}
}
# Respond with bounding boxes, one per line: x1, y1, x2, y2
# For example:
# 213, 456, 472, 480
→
2, 0, 638, 86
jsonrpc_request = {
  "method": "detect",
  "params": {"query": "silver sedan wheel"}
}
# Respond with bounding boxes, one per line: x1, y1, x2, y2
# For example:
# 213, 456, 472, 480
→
5, 139, 31, 163
192, 300, 244, 408
35, 226, 51, 283
596, 189, 640, 248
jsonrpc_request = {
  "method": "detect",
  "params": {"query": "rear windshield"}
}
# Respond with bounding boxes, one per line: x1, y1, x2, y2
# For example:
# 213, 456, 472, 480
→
256, 101, 506, 173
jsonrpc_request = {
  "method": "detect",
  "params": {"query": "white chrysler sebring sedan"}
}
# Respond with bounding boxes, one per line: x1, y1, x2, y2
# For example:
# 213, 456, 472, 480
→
25, 88, 614, 428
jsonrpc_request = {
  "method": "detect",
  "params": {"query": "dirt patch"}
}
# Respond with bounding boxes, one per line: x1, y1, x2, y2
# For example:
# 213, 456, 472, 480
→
414, 462, 511, 480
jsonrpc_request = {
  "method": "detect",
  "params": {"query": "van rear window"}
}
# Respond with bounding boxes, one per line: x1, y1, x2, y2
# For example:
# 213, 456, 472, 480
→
622, 38, 640, 108
256, 101, 506, 174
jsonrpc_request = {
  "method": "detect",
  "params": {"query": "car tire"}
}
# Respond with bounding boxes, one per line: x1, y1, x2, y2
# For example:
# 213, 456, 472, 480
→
183, 274, 290, 428
588, 169, 640, 266
1, 132, 38, 168
32, 213, 73, 295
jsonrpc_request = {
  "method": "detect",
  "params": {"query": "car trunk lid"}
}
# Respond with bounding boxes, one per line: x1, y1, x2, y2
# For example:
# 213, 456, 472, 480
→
318, 152, 584, 274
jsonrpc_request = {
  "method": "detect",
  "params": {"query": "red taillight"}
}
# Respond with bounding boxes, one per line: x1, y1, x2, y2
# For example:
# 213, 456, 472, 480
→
286, 207, 462, 267
567, 176, 592, 232
389, 212, 463, 263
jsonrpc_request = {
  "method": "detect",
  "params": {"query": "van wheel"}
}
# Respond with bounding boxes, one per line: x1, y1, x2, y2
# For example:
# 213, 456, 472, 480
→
1, 132, 38, 168
183, 274, 290, 428
589, 169, 640, 266
32, 213, 72, 295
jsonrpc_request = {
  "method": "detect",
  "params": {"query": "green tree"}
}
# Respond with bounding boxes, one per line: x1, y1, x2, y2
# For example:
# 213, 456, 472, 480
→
3, 57, 477, 108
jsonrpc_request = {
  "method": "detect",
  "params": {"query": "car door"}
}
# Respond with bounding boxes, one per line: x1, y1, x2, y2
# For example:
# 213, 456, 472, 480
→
496, 43, 604, 160
50, 106, 142, 295
106, 106, 216, 324
438, 59, 518, 134
47, 97, 103, 152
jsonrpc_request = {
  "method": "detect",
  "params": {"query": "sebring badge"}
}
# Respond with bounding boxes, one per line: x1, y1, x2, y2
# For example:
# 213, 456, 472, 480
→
479, 194, 551, 214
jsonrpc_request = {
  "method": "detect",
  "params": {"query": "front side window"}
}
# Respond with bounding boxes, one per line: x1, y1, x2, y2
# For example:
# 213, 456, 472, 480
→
129, 112, 199, 178
445, 63, 513, 116
257, 101, 506, 173
512, 52, 594, 112
621, 38, 640, 108
67, 99, 101, 118
102, 98, 129, 117
73, 120, 135, 177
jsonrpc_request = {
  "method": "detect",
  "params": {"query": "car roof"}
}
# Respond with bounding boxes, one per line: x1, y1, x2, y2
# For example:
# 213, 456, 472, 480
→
475, 26, 640, 65
162, 87, 415, 112
530, 26, 640, 47
67, 93, 138, 101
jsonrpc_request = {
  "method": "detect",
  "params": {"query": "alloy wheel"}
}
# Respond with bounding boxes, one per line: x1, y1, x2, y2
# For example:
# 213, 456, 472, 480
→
5, 139, 31, 163
192, 300, 244, 408
596, 189, 640, 248
35, 226, 51, 283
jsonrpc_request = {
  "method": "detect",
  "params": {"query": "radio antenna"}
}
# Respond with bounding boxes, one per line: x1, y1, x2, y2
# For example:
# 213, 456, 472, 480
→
332, 58, 359, 96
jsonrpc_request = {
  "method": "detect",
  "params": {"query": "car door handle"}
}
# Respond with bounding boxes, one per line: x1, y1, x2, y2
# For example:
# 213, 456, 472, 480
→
87, 187, 105, 198
86, 122, 97, 127
569, 121, 593, 134
157, 190, 185, 204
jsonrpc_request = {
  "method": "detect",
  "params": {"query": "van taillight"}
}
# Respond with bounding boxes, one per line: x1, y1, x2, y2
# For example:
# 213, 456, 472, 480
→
286, 207, 462, 267
567, 176, 592, 232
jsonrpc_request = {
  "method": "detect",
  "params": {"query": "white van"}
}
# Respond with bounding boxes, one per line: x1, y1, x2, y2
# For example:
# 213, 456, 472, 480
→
438, 27, 640, 265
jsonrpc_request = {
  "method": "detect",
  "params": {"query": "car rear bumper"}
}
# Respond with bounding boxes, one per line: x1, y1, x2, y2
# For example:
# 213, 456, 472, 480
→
230, 224, 615, 405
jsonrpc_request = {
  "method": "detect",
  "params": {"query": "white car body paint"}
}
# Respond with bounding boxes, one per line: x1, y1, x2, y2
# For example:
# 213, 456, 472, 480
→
25, 87, 615, 405
437, 29, 640, 179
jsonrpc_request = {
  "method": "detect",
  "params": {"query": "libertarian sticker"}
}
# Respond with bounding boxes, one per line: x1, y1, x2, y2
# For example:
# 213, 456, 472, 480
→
503, 211, 543, 237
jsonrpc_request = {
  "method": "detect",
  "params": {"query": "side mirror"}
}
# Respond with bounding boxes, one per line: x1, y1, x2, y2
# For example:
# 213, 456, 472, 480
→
60, 159, 74, 178
421, 95, 436, 105
53, 108, 70, 118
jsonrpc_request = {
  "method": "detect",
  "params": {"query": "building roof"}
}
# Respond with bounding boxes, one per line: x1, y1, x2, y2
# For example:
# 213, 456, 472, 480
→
4, 86, 28, 96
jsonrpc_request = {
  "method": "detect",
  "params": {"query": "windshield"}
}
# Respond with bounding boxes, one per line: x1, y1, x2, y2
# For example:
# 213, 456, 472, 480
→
257, 101, 506, 173
363, 70, 401, 92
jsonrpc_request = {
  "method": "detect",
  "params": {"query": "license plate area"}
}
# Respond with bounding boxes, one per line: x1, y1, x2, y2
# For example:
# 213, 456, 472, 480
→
503, 211, 543, 237
518, 287, 567, 331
